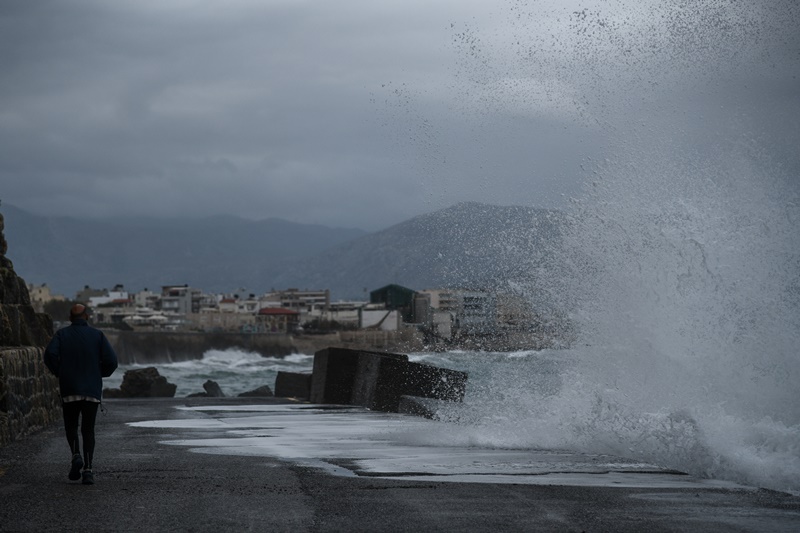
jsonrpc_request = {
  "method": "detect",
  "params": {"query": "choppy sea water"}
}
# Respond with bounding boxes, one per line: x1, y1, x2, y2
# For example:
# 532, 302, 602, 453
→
102, 349, 314, 398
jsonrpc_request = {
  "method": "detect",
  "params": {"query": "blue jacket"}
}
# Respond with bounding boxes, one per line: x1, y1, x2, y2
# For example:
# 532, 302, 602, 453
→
43, 319, 118, 400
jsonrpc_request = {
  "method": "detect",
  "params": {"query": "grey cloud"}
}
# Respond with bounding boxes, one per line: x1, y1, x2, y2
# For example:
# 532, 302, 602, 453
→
1, 1, 797, 229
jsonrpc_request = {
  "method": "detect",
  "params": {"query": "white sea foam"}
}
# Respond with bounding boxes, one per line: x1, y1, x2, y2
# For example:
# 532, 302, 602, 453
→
135, 404, 747, 489
398, 348, 800, 494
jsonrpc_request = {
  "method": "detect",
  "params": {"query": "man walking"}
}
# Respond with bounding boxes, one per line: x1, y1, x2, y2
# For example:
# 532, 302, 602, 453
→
44, 304, 118, 485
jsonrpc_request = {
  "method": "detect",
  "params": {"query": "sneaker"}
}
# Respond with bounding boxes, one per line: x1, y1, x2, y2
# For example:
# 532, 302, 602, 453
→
81, 469, 94, 485
69, 454, 83, 481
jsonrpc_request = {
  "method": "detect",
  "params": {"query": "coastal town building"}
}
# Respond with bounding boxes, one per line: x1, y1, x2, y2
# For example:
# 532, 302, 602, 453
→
416, 289, 458, 313
120, 307, 170, 328
413, 291, 454, 338
92, 300, 136, 326
26, 283, 65, 313
413, 288, 498, 338
75, 285, 107, 303
456, 290, 497, 335
263, 288, 330, 314
322, 300, 367, 325
370, 284, 415, 322
359, 305, 401, 331
255, 307, 300, 333
133, 288, 160, 310
88, 284, 129, 308
160, 285, 204, 315
217, 297, 238, 314
189, 310, 255, 332
50, 279, 560, 347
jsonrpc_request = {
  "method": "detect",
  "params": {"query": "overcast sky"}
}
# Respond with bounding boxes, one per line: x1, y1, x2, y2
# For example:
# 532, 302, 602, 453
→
1, 0, 798, 230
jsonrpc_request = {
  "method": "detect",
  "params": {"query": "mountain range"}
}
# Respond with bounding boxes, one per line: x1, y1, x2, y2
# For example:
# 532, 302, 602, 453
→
2, 202, 564, 300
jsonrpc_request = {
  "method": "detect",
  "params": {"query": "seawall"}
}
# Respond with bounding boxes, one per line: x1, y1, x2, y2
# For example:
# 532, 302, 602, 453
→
0, 347, 60, 446
104, 329, 426, 364
104, 331, 297, 364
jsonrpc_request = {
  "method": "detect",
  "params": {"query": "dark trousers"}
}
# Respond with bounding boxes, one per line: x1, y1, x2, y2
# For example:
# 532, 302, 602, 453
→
62, 400, 99, 469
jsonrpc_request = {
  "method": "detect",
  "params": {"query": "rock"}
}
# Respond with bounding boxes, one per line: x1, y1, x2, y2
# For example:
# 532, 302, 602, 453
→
202, 380, 225, 397
104, 367, 177, 398
237, 385, 274, 398
274, 371, 310, 399
0, 211, 53, 347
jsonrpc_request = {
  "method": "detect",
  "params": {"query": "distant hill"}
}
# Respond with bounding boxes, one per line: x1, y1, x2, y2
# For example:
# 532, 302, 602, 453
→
1, 204, 367, 297
270, 202, 566, 299
2, 202, 565, 300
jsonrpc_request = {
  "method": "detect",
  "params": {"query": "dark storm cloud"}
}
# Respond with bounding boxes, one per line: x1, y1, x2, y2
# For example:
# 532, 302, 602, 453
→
1, 1, 797, 229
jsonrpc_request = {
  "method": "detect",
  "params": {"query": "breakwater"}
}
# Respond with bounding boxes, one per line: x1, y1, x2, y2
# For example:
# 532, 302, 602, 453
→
104, 331, 296, 364
0, 210, 60, 445
103, 329, 425, 364
0, 347, 61, 445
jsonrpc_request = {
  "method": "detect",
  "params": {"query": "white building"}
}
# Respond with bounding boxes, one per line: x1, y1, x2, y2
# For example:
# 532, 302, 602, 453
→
88, 284, 130, 308
359, 305, 401, 331
263, 288, 330, 315
27, 283, 65, 313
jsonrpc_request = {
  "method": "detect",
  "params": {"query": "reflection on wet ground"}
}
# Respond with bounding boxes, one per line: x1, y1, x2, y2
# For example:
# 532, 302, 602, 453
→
129, 404, 750, 490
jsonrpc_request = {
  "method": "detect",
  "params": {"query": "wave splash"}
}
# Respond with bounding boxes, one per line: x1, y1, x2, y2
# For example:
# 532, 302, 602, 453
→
408, 344, 800, 494
399, 1, 800, 494
403, 143, 800, 493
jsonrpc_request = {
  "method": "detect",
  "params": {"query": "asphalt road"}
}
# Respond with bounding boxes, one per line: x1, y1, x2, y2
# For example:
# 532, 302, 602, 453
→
1, 398, 798, 532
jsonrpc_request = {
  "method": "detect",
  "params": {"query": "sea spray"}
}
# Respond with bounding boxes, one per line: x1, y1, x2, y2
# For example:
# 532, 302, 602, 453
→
544, 139, 800, 492
394, 0, 800, 493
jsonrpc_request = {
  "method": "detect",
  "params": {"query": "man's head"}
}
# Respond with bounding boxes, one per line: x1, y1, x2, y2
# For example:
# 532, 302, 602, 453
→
69, 304, 91, 322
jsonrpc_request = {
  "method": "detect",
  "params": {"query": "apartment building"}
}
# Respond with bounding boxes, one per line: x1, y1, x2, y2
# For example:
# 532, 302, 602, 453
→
160, 284, 204, 315
414, 288, 498, 338
133, 288, 160, 310
263, 288, 330, 314
75, 285, 107, 303
255, 307, 300, 333
88, 284, 129, 307
27, 283, 65, 313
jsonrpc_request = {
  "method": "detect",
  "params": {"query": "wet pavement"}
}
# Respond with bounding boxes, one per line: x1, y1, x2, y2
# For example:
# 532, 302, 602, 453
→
1, 397, 798, 532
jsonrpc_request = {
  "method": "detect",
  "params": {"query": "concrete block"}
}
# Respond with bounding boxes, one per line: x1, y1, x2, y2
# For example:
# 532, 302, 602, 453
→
397, 359, 467, 403
274, 371, 311, 399
310, 347, 467, 413
238, 385, 274, 398
310, 347, 406, 405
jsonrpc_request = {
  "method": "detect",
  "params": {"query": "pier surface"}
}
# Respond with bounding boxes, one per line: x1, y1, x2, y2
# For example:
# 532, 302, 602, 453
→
1, 398, 798, 532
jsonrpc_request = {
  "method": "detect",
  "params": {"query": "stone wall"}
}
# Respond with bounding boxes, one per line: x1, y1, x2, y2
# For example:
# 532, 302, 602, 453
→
0, 347, 61, 445
0, 210, 60, 446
